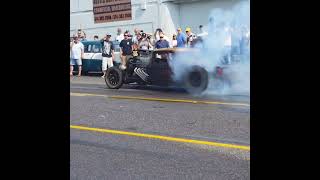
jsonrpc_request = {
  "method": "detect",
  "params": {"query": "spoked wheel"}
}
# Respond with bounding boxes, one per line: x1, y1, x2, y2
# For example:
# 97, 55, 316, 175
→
105, 67, 123, 89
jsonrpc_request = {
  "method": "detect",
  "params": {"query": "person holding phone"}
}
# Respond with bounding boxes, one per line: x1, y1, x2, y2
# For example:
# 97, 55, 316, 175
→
138, 33, 153, 50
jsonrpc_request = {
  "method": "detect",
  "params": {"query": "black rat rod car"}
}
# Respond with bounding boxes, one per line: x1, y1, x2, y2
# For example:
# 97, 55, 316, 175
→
104, 48, 211, 94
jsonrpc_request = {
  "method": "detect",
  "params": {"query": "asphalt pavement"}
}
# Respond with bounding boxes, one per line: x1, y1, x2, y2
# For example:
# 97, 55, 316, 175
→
70, 76, 250, 180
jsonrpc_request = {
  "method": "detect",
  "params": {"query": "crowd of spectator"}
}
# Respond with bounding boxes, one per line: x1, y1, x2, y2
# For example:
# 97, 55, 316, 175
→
70, 25, 250, 75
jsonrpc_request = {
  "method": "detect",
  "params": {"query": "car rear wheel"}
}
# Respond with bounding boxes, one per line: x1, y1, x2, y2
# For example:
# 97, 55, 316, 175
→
105, 67, 123, 89
183, 66, 208, 94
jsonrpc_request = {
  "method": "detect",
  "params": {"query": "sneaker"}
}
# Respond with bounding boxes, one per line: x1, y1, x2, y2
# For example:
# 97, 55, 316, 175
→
101, 75, 105, 78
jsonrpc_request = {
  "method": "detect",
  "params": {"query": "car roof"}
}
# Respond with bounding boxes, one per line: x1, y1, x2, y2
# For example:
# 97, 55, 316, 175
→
81, 41, 101, 45
81, 40, 119, 45
153, 48, 200, 53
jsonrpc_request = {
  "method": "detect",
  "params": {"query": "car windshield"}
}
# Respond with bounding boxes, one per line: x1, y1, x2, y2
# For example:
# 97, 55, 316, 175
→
83, 43, 102, 53
84, 44, 91, 53
92, 44, 101, 53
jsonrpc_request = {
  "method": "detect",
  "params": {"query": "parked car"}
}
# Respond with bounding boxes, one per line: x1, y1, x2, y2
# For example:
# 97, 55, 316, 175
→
72, 40, 121, 74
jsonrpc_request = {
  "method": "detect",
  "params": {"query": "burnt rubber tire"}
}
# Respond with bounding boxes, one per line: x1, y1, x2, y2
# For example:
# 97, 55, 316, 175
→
105, 67, 123, 89
183, 66, 208, 94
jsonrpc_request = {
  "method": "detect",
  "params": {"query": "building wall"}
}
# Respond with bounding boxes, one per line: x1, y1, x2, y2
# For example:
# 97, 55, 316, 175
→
159, 1, 180, 39
70, 0, 241, 40
70, 0, 160, 39
179, 0, 238, 34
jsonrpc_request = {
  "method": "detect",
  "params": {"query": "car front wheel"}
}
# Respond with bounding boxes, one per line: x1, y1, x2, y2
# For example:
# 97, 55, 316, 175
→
105, 67, 123, 89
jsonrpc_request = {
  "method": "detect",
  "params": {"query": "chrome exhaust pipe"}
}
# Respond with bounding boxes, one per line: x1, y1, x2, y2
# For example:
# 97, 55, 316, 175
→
134, 68, 147, 81
137, 68, 147, 80
140, 69, 149, 77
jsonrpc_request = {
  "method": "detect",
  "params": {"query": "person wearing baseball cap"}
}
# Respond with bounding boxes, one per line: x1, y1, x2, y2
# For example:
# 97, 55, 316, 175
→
119, 32, 134, 70
155, 33, 170, 49
185, 27, 196, 47
176, 27, 186, 48
100, 33, 115, 78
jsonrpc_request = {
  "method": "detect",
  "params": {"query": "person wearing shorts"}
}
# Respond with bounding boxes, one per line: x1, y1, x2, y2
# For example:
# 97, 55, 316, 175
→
119, 32, 134, 70
70, 36, 84, 76
100, 33, 115, 78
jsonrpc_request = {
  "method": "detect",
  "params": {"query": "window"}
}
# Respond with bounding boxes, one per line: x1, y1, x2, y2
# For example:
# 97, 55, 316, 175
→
84, 45, 92, 53
92, 44, 101, 53
84, 44, 102, 53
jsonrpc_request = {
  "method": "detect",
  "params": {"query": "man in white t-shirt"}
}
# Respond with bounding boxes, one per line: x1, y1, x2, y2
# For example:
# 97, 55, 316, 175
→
115, 28, 124, 42
70, 36, 84, 76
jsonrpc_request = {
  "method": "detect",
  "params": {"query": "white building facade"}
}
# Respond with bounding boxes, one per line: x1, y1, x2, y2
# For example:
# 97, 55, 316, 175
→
70, 0, 242, 40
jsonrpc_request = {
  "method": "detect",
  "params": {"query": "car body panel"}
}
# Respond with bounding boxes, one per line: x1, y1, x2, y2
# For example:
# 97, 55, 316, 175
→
72, 40, 121, 73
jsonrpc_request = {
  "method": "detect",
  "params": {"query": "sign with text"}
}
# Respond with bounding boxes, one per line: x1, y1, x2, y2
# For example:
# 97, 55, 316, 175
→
93, 0, 132, 23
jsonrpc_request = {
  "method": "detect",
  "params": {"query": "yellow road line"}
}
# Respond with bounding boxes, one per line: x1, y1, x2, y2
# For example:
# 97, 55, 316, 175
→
110, 95, 250, 107
70, 125, 250, 151
70, 92, 250, 107
70, 92, 108, 97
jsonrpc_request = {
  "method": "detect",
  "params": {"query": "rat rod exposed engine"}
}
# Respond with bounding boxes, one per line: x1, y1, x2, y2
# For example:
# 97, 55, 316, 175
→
125, 51, 151, 83
105, 48, 209, 95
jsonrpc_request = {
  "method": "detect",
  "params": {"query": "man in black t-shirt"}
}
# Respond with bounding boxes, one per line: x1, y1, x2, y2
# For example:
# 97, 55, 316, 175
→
119, 32, 133, 70
100, 34, 114, 78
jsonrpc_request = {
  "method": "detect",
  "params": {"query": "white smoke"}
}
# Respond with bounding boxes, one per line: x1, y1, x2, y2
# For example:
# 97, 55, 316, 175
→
169, 0, 250, 96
